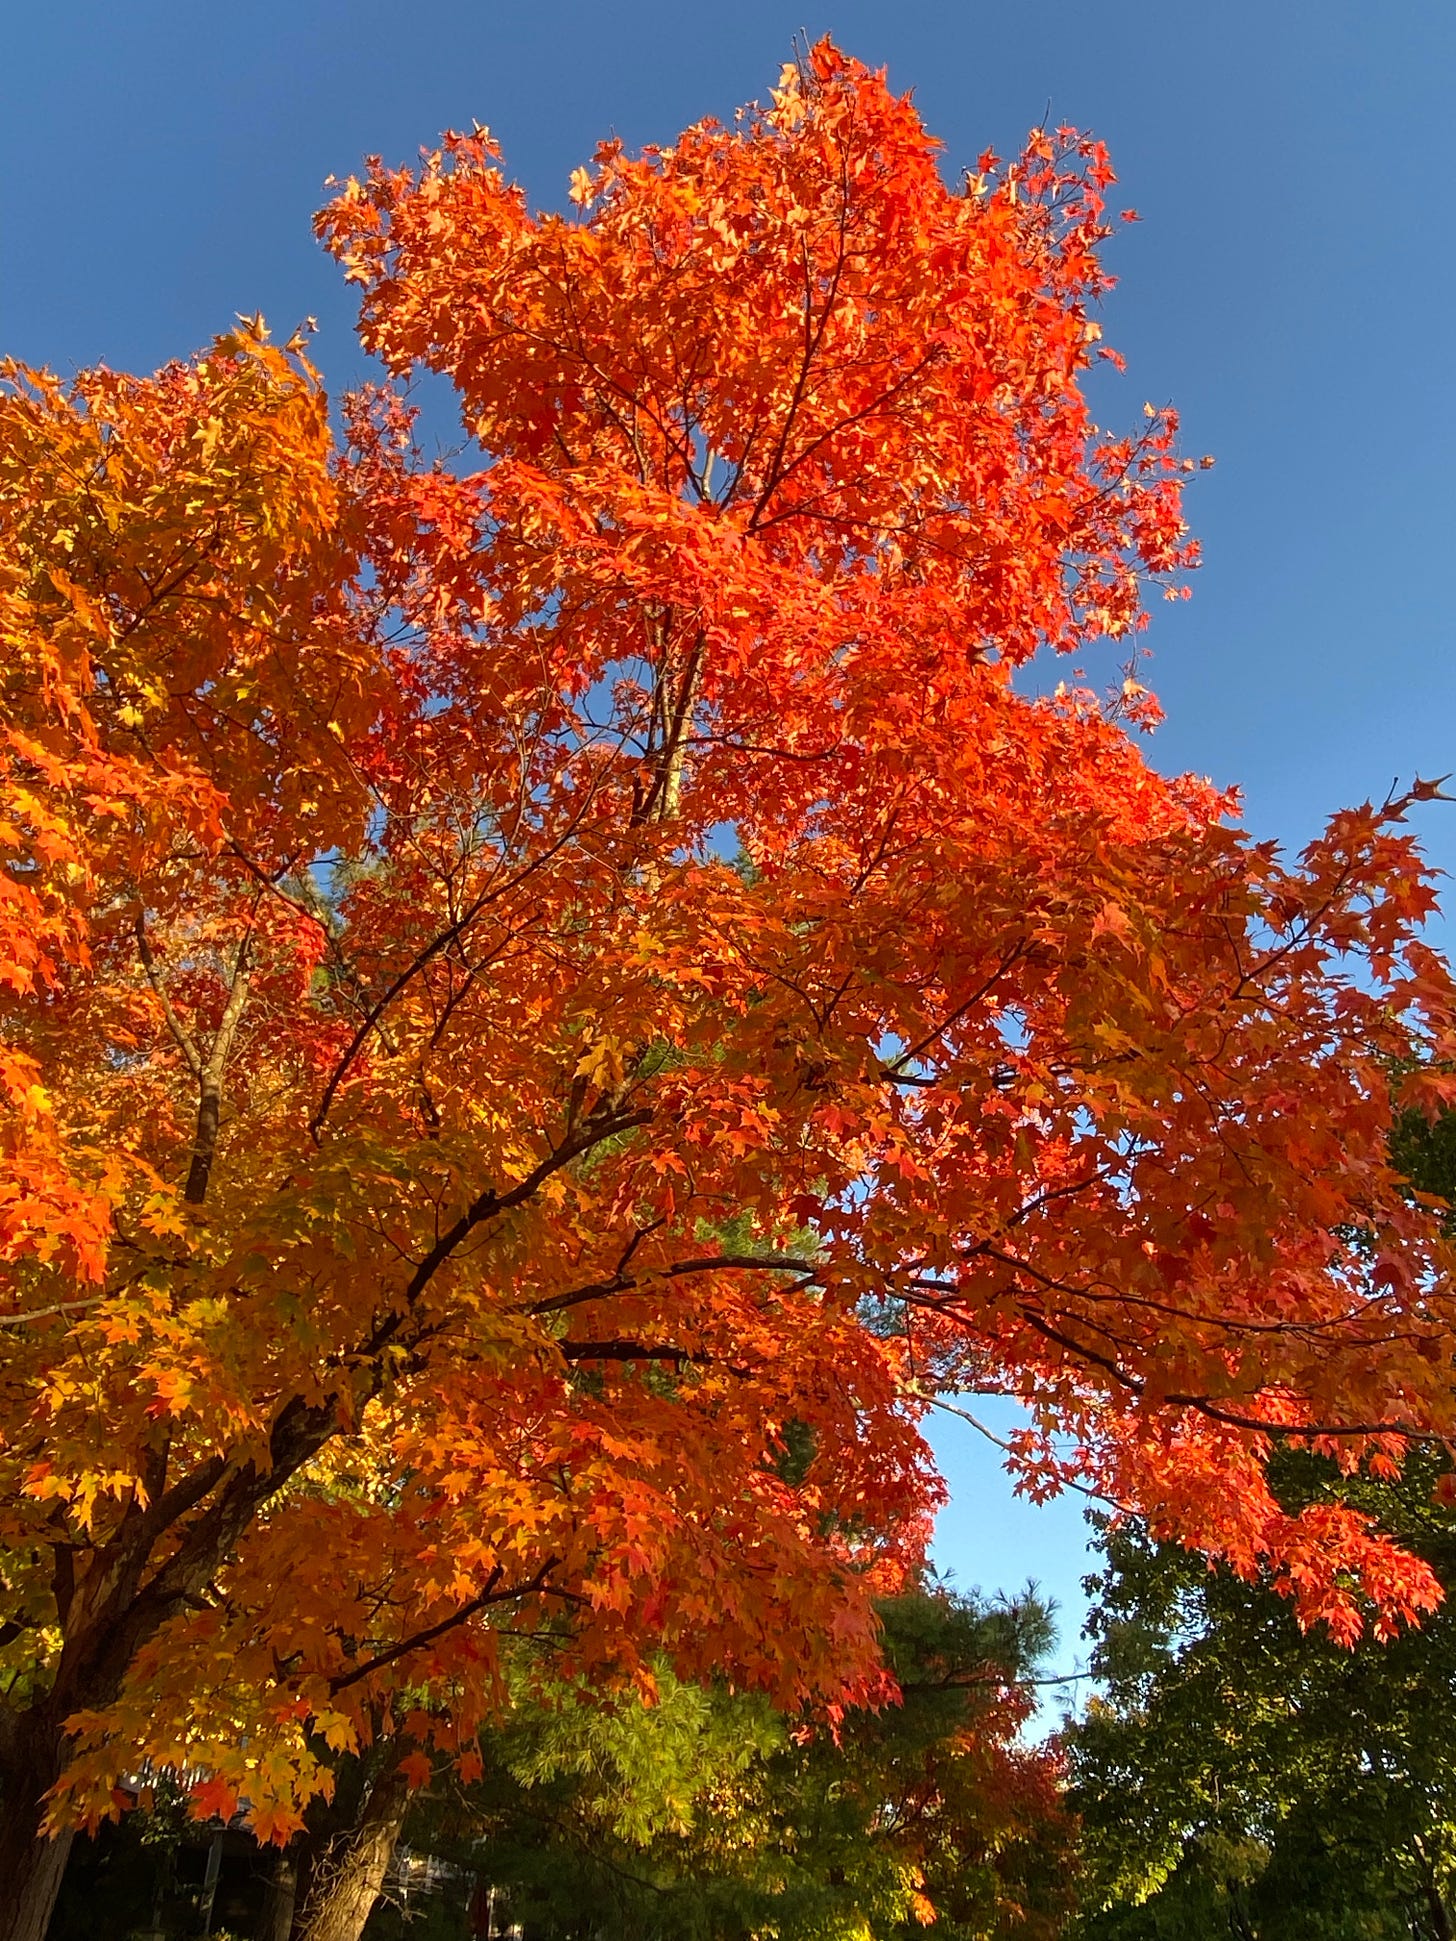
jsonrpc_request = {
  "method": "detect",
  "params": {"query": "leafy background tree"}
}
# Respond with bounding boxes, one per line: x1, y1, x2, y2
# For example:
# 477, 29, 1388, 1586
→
1066, 1096, 1456, 1940
1068, 1462, 1456, 1941
393, 1581, 1076, 1941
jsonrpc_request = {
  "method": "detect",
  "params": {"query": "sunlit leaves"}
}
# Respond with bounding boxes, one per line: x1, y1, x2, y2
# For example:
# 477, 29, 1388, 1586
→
3, 40, 1456, 1866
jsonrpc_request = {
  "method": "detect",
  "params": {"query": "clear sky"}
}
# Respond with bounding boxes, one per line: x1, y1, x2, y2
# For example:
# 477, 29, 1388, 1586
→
6, 1, 1454, 1687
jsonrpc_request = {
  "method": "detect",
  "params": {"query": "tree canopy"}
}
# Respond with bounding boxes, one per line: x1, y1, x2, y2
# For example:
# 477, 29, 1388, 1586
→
4, 38, 1456, 1941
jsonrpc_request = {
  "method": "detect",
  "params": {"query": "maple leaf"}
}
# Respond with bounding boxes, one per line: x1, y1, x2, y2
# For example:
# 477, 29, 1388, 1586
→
188, 1776, 240, 1825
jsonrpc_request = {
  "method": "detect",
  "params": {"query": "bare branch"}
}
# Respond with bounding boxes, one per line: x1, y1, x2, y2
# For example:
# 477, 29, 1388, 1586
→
0, 1297, 108, 1330
328, 1558, 561, 1694
134, 913, 204, 1080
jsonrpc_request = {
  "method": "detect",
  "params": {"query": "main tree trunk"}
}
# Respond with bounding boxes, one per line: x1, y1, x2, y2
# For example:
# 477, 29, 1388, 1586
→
0, 1716, 74, 1941
293, 1761, 411, 1941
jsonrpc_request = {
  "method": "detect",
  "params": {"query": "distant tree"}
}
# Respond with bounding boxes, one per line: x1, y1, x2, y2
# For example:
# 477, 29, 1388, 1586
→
1068, 1468, 1456, 1938
1066, 1093, 1456, 1939
398, 1583, 1077, 1941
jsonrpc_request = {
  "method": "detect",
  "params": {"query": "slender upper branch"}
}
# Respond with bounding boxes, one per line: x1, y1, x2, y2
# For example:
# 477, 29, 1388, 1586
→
327, 1557, 561, 1694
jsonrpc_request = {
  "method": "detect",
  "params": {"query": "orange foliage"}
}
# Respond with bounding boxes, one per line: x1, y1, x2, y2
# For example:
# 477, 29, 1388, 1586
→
2, 43, 1455, 1867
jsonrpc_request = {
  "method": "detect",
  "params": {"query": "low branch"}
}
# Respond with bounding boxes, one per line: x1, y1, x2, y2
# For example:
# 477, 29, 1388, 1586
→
328, 1558, 560, 1694
559, 1339, 703, 1364
527, 1250, 820, 1318
0, 1297, 107, 1330
925, 1397, 1127, 1510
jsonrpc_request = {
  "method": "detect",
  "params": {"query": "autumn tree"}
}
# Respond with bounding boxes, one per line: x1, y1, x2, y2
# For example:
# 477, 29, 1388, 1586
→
0, 314, 932, 1939
5, 39, 1456, 1941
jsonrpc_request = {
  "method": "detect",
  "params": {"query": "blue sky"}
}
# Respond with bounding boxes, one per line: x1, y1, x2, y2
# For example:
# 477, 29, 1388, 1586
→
6, 1, 1453, 1684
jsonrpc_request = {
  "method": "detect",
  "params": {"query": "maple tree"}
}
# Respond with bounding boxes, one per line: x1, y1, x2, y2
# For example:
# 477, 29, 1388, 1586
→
4, 37, 1456, 1941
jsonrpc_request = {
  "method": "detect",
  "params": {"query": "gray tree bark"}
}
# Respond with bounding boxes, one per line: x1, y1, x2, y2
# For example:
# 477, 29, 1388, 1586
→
0, 1714, 73, 1941
293, 1762, 411, 1941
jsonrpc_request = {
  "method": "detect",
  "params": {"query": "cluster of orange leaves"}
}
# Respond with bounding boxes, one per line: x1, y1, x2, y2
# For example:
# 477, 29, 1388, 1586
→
2, 42, 1456, 1842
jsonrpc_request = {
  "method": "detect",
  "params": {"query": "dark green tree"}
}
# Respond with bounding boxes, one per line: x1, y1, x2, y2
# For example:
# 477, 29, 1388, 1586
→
1067, 1456, 1456, 1940
1067, 1089, 1456, 1939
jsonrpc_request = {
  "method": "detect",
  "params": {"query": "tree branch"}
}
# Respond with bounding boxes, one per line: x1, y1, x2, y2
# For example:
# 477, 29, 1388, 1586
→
327, 1558, 561, 1695
134, 913, 204, 1080
526, 1250, 820, 1318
